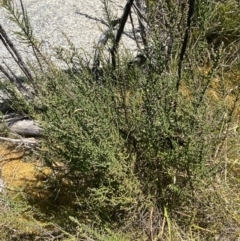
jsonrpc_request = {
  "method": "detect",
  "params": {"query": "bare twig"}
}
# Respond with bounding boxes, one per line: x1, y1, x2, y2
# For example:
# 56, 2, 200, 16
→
92, 29, 112, 83
110, 0, 134, 69
134, 0, 148, 48
177, 0, 196, 92
129, 11, 142, 50
0, 24, 34, 82
0, 64, 16, 84
0, 136, 37, 145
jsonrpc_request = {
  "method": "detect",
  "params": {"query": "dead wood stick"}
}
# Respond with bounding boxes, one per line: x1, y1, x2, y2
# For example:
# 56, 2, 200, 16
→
110, 0, 134, 68
0, 136, 38, 145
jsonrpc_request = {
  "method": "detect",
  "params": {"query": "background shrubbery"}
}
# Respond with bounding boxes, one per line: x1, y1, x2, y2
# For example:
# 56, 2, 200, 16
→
0, 0, 240, 240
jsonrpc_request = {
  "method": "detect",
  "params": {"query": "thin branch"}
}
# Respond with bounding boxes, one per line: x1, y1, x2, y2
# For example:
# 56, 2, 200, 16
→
0, 24, 34, 82
0, 136, 38, 145
129, 11, 142, 50
0, 64, 16, 84
110, 0, 134, 69
134, 0, 148, 48
92, 30, 111, 83
177, 0, 195, 92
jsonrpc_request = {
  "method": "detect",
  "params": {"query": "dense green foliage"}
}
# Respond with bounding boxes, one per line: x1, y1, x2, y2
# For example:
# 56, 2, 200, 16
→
0, 0, 240, 240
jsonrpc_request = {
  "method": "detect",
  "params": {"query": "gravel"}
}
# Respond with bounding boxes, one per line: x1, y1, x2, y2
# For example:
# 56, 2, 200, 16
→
0, 0, 139, 74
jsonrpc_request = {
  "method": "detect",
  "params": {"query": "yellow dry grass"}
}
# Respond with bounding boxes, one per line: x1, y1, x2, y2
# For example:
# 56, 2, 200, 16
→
0, 141, 78, 211
0, 143, 50, 191
180, 65, 240, 119
0, 143, 55, 238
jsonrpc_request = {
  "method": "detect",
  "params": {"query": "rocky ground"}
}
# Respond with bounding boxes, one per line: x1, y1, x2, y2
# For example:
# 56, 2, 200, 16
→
0, 0, 139, 74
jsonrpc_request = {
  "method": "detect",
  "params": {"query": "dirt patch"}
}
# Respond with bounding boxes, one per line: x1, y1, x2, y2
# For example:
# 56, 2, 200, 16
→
0, 142, 49, 191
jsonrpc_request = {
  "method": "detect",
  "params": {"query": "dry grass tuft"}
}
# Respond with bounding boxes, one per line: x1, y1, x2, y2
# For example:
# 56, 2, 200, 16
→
0, 143, 48, 190
0, 143, 73, 240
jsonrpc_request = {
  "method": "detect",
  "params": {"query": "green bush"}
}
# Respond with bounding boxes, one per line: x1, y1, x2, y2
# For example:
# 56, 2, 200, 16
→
39, 31, 231, 232
1, 0, 240, 240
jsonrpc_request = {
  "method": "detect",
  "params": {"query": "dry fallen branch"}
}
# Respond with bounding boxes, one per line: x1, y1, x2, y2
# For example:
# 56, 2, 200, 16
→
0, 113, 42, 137
0, 136, 37, 145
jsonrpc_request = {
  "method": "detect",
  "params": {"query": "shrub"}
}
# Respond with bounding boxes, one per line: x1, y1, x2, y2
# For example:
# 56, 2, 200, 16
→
1, 0, 240, 240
